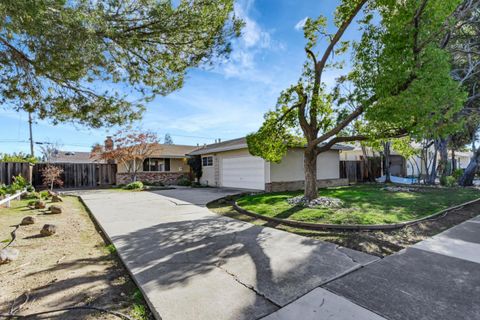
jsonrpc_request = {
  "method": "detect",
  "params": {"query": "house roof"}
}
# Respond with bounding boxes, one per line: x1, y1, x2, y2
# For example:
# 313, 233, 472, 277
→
188, 137, 353, 156
148, 144, 198, 158
50, 151, 106, 164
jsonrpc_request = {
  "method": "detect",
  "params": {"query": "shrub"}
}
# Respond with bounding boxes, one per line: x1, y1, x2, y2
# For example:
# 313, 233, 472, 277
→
441, 175, 457, 187
23, 191, 41, 200
40, 190, 50, 199
176, 176, 191, 186
124, 181, 144, 190
452, 168, 464, 180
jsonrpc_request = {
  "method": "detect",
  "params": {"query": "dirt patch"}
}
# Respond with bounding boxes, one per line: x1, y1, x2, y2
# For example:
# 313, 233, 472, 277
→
0, 196, 152, 319
208, 197, 480, 257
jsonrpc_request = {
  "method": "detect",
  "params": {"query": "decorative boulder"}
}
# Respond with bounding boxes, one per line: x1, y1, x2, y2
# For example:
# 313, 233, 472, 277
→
47, 190, 57, 197
40, 224, 57, 236
34, 200, 46, 209
21, 216, 36, 225
0, 248, 19, 264
52, 195, 63, 203
49, 205, 63, 214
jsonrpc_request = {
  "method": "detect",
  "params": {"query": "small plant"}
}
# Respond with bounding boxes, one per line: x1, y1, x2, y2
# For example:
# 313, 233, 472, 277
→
23, 191, 41, 200
39, 190, 50, 199
105, 244, 117, 254
124, 181, 144, 190
130, 289, 148, 320
42, 165, 64, 190
452, 168, 464, 180
176, 176, 192, 186
440, 175, 457, 187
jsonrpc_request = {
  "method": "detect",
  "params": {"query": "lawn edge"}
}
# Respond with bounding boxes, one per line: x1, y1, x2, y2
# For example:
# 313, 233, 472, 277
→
233, 197, 480, 231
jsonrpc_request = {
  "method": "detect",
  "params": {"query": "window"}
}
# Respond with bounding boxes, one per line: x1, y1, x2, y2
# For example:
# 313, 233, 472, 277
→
202, 156, 213, 167
143, 158, 170, 172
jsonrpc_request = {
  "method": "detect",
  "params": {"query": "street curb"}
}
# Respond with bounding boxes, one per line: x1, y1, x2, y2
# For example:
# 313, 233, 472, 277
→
233, 197, 480, 231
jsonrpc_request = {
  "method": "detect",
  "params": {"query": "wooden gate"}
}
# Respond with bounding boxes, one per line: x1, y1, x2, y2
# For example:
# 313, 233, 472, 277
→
340, 158, 382, 183
32, 163, 116, 188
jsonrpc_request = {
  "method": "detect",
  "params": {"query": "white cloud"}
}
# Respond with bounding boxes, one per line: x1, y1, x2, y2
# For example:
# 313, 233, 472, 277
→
214, 0, 283, 84
294, 17, 308, 31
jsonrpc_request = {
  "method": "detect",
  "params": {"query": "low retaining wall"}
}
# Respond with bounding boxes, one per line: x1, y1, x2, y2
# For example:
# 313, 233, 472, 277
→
265, 178, 349, 192
117, 172, 186, 185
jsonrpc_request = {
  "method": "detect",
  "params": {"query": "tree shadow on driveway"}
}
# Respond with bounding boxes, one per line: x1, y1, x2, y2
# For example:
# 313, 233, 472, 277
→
110, 215, 373, 320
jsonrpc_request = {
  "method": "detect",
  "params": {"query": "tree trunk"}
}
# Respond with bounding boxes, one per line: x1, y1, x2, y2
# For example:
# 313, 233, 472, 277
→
451, 149, 456, 171
426, 145, 438, 185
383, 141, 392, 183
459, 148, 480, 186
304, 149, 318, 201
437, 138, 449, 180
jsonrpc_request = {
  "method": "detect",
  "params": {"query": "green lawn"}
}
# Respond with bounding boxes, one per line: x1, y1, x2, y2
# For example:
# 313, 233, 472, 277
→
236, 184, 480, 225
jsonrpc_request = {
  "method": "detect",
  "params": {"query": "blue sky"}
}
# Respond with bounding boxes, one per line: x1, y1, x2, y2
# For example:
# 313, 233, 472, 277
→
0, 0, 360, 155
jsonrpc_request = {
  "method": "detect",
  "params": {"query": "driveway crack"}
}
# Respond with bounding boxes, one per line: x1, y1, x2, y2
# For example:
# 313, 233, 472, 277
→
214, 262, 281, 308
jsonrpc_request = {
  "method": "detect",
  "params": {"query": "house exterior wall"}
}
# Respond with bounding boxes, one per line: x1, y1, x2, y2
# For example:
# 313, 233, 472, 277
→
116, 158, 190, 185
116, 158, 189, 173
198, 147, 345, 191
199, 149, 269, 187
270, 149, 340, 182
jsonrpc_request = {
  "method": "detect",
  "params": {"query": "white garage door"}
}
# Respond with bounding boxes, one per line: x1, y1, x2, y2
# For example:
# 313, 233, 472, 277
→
221, 156, 265, 190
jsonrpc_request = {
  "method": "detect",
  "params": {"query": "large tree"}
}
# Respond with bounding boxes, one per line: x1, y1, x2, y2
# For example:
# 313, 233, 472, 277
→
247, 0, 466, 200
0, 0, 242, 127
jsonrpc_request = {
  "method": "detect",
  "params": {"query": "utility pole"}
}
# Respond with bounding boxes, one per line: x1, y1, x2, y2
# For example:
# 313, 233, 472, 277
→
28, 112, 34, 157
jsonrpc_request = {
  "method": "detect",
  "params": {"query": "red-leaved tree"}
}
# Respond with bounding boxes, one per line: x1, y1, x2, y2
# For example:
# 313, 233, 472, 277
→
92, 129, 159, 182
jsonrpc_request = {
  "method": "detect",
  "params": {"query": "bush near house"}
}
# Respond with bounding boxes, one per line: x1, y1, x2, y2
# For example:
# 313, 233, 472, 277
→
124, 181, 144, 190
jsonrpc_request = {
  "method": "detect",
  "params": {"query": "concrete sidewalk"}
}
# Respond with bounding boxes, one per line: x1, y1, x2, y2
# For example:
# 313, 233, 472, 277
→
80, 188, 379, 320
324, 215, 480, 320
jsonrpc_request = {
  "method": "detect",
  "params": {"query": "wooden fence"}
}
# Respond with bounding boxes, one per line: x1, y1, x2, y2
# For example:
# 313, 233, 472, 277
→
340, 159, 382, 183
32, 163, 117, 188
0, 162, 116, 188
0, 162, 33, 185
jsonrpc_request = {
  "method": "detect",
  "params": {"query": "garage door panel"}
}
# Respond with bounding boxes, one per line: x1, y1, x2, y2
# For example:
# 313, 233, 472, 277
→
221, 156, 265, 190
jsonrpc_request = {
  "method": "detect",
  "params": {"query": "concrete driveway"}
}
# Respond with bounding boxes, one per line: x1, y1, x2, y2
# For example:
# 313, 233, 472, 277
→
80, 188, 378, 320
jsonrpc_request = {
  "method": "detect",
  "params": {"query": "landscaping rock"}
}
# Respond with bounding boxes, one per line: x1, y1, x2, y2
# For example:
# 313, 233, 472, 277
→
21, 216, 36, 225
49, 205, 63, 214
383, 186, 422, 193
51, 195, 63, 202
288, 196, 344, 208
0, 248, 19, 264
34, 200, 46, 209
40, 224, 57, 236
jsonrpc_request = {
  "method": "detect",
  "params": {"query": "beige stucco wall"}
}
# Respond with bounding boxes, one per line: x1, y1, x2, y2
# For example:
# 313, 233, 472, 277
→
270, 148, 340, 182
117, 158, 189, 174
199, 147, 340, 187
199, 149, 269, 186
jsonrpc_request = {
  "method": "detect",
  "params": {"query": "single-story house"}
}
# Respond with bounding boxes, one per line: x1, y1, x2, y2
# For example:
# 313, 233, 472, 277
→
188, 137, 352, 191
116, 143, 198, 185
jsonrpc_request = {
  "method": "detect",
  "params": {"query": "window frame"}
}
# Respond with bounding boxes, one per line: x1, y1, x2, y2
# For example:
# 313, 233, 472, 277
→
143, 158, 171, 172
202, 156, 213, 167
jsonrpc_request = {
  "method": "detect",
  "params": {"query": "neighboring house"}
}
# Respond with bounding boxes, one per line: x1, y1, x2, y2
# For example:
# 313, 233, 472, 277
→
50, 151, 106, 164
188, 137, 352, 191
116, 143, 198, 185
